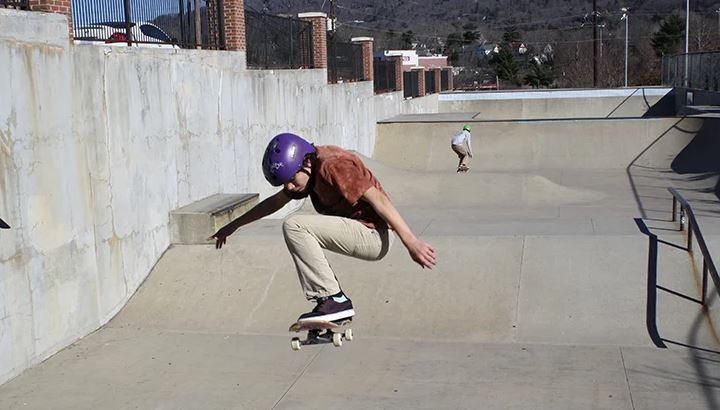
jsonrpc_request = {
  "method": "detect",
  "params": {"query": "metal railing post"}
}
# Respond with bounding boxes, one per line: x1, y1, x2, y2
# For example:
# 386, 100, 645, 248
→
672, 197, 677, 222
123, 0, 133, 46
702, 260, 709, 306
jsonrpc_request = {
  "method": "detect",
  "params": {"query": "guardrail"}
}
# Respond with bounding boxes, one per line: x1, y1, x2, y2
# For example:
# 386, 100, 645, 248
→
636, 188, 719, 349
669, 188, 719, 306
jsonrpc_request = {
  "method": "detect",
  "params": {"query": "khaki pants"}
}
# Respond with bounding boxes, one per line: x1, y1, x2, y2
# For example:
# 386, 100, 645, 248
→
451, 143, 469, 167
283, 214, 393, 299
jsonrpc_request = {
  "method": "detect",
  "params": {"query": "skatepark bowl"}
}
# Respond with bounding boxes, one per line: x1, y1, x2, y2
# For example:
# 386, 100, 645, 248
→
2, 90, 720, 409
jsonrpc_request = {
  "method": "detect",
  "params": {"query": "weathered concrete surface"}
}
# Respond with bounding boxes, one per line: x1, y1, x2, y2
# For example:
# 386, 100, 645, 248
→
438, 88, 673, 119
0, 8, 438, 384
2, 116, 720, 407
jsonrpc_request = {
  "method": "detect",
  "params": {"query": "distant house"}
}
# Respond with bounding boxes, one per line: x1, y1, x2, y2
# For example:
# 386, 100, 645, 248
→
508, 42, 527, 55
377, 50, 418, 71
418, 55, 447, 69
376, 50, 449, 71
478, 44, 499, 57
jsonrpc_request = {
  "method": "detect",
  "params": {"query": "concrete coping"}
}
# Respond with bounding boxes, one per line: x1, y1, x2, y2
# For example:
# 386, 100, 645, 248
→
351, 37, 374, 42
298, 12, 327, 18
170, 193, 260, 244
411, 66, 426, 71
173, 193, 258, 216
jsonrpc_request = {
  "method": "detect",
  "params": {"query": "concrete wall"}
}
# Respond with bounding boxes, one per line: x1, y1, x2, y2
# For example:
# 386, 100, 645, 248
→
439, 88, 674, 119
0, 9, 436, 384
374, 92, 438, 122
375, 117, 702, 171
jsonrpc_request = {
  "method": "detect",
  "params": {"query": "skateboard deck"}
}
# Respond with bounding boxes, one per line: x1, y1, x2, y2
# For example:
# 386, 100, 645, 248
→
288, 318, 353, 351
0, 218, 9, 229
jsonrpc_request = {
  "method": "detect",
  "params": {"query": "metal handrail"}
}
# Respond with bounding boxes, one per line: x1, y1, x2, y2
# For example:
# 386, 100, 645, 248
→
669, 187, 720, 306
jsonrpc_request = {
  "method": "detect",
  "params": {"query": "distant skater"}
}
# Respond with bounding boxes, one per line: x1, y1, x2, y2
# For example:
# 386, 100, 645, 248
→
451, 124, 473, 172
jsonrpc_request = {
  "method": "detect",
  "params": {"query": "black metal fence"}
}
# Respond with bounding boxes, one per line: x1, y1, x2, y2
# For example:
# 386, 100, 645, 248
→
425, 70, 436, 94
327, 36, 363, 84
71, 0, 223, 49
245, 10, 313, 69
373, 59, 397, 93
441, 69, 449, 91
403, 70, 420, 98
663, 52, 720, 92
1, 0, 27, 9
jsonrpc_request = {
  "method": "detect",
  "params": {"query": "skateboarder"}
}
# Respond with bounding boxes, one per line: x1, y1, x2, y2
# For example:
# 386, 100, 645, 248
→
210, 133, 436, 323
451, 124, 473, 172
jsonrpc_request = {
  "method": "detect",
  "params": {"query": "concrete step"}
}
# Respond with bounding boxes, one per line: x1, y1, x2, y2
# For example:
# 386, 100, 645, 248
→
169, 193, 258, 244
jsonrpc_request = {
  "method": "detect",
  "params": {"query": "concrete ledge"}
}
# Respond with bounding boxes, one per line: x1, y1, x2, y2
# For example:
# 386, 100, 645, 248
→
170, 194, 259, 245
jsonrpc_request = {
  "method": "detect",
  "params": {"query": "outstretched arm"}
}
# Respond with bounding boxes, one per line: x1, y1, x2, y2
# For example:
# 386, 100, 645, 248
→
362, 187, 436, 269
209, 189, 292, 249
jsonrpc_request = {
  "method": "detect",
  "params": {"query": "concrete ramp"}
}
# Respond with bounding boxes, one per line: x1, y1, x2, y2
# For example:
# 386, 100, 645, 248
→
2, 113, 720, 409
438, 88, 674, 119
107, 230, 719, 348
375, 116, 701, 171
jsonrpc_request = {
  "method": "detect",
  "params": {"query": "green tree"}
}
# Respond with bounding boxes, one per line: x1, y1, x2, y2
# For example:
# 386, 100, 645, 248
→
524, 62, 555, 88
462, 23, 479, 45
444, 32, 464, 65
651, 15, 685, 57
385, 29, 398, 49
491, 46, 520, 85
502, 26, 522, 43
400, 30, 415, 49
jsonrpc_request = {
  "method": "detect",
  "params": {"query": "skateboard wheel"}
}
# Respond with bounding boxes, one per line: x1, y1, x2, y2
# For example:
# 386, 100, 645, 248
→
291, 338, 301, 351
344, 328, 353, 341
332, 332, 343, 347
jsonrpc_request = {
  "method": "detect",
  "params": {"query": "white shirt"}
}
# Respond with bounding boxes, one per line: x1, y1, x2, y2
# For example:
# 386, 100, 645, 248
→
451, 130, 472, 155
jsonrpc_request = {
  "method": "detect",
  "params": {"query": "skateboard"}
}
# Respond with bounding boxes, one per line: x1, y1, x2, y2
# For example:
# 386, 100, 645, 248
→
0, 218, 9, 229
288, 318, 353, 351
456, 165, 469, 173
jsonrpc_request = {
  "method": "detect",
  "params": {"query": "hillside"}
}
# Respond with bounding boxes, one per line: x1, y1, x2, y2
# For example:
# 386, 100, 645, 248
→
246, 0, 720, 88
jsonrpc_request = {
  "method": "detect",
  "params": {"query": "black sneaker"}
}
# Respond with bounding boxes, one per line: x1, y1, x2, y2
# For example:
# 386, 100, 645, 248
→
298, 292, 355, 322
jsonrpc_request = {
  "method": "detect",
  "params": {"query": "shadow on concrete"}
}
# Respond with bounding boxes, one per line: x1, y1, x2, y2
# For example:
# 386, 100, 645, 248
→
642, 88, 678, 118
606, 88, 640, 118
626, 118, 688, 219
671, 119, 720, 202
627, 118, 720, 219
636, 217, 720, 409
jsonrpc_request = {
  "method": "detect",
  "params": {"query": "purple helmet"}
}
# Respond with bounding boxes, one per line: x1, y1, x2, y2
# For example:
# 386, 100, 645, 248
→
262, 133, 316, 186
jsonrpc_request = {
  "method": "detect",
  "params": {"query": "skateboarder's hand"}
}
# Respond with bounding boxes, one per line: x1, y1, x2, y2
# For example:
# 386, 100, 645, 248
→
408, 239, 436, 269
209, 226, 233, 249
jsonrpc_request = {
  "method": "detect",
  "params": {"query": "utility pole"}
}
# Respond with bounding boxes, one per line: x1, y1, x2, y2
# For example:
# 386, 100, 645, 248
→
592, 0, 598, 87
329, 0, 337, 83
684, 0, 689, 87
621, 8, 629, 87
